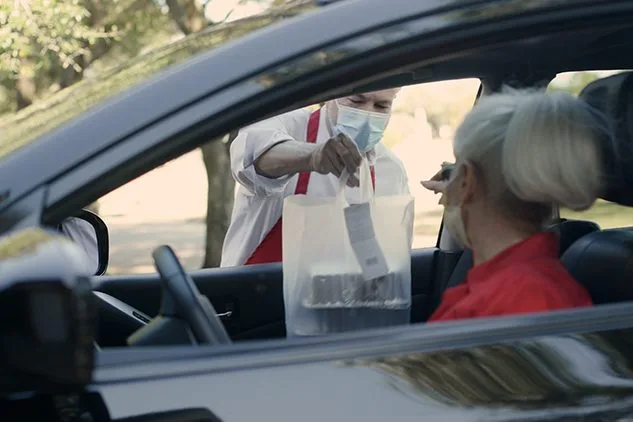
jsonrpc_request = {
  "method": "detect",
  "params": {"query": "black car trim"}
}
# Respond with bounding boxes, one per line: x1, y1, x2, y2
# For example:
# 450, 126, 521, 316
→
94, 301, 633, 384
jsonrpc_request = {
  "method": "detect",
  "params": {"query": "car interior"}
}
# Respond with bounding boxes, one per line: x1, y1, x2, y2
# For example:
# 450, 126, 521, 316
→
81, 22, 633, 348
88, 69, 633, 348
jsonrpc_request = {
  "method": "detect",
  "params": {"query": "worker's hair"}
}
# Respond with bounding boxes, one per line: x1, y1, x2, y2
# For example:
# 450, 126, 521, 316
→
453, 88, 610, 225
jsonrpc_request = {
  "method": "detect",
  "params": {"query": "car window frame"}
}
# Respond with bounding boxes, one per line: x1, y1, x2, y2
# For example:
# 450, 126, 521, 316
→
95, 301, 633, 376
30, 0, 633, 361
41, 1, 633, 225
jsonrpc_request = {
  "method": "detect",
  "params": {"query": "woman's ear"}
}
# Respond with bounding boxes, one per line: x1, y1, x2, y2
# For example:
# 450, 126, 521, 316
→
459, 161, 480, 205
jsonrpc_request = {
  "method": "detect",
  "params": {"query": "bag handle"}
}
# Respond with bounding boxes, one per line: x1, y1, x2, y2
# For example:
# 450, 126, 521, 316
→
337, 158, 374, 203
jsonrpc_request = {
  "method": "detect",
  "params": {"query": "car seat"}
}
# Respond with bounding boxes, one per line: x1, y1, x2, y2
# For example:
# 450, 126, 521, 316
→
562, 71, 633, 304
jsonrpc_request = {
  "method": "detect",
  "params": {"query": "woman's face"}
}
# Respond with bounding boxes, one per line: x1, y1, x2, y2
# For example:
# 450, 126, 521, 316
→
441, 160, 481, 248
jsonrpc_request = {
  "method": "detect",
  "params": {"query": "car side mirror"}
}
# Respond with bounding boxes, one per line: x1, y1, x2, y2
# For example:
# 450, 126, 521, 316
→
0, 227, 97, 394
58, 209, 109, 276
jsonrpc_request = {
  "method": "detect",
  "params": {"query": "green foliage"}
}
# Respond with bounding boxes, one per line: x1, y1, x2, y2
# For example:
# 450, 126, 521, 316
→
0, 0, 317, 159
548, 70, 625, 96
0, 0, 105, 75
548, 71, 602, 96
0, 0, 172, 116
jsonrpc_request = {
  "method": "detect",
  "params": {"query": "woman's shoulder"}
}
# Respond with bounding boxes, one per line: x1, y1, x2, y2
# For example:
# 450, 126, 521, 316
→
503, 258, 592, 306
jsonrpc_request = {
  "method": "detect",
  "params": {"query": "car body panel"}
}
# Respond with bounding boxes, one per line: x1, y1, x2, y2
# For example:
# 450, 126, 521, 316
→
96, 304, 633, 421
3, 0, 633, 420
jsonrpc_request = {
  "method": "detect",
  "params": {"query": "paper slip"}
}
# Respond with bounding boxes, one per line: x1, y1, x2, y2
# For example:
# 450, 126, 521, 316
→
344, 203, 389, 280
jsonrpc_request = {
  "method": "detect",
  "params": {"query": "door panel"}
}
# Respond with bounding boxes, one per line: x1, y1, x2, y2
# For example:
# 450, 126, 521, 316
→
93, 247, 440, 345
96, 305, 633, 421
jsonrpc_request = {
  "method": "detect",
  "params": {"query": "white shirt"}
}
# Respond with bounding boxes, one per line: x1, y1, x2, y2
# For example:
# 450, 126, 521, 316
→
220, 105, 410, 268
59, 217, 100, 274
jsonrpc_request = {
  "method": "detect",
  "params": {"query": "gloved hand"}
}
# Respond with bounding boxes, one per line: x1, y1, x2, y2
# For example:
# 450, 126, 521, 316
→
421, 162, 454, 196
309, 133, 362, 187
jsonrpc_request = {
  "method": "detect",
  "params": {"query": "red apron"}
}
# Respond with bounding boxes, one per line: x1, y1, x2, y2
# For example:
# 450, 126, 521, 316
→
244, 109, 376, 265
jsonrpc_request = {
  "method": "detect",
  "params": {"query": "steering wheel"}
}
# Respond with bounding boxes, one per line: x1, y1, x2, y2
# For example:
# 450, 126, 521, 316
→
152, 245, 231, 345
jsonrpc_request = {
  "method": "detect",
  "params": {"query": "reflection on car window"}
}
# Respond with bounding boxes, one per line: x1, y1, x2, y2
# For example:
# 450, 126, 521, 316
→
97, 79, 480, 275
551, 70, 633, 229
0, 2, 320, 162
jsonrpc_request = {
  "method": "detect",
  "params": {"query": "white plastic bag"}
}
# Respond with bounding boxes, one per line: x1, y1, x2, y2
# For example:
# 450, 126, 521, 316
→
282, 160, 414, 337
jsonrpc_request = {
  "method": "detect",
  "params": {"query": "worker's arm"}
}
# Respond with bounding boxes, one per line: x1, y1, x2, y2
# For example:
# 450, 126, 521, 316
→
230, 111, 310, 197
253, 140, 317, 179
255, 133, 361, 187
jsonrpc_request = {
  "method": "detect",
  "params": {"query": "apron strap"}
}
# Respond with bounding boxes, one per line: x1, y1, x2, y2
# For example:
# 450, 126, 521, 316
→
244, 108, 376, 266
244, 109, 322, 265
296, 108, 375, 193
294, 109, 321, 195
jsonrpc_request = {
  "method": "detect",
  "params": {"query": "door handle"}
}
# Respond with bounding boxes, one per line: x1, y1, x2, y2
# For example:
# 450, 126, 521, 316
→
114, 408, 221, 422
216, 311, 232, 320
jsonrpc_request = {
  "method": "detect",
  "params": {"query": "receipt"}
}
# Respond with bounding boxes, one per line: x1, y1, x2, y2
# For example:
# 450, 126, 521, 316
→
344, 203, 389, 280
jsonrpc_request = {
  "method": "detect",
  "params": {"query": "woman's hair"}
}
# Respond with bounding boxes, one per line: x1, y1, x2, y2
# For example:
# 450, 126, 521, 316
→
453, 87, 611, 225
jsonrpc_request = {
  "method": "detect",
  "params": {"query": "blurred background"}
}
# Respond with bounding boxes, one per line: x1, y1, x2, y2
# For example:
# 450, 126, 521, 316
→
1, 0, 631, 274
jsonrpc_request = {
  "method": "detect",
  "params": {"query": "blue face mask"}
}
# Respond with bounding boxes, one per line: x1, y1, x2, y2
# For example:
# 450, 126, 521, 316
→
333, 100, 389, 152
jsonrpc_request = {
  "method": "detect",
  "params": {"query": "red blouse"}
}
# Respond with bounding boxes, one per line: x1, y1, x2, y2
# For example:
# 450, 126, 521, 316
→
429, 232, 592, 322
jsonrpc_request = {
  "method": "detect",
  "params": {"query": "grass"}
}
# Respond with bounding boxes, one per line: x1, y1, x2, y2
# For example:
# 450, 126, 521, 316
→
412, 200, 633, 237
561, 200, 633, 229
414, 209, 444, 235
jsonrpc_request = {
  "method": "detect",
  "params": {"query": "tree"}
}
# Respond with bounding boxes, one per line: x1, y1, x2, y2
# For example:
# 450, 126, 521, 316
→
0, 0, 169, 113
1, 0, 172, 214
161, 0, 317, 267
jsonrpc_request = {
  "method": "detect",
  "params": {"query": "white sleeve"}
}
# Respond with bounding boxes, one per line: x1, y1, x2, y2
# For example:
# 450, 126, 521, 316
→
230, 111, 309, 197
59, 217, 100, 273
394, 156, 411, 196
399, 168, 411, 195
396, 162, 414, 247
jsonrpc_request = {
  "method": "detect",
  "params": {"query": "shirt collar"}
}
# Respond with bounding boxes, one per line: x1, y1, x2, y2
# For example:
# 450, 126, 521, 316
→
467, 232, 559, 285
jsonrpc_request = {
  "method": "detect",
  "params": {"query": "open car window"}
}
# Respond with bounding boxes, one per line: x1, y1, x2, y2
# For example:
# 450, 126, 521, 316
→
97, 78, 480, 275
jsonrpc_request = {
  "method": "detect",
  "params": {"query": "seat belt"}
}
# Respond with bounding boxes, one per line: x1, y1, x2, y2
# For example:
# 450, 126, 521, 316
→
445, 249, 473, 289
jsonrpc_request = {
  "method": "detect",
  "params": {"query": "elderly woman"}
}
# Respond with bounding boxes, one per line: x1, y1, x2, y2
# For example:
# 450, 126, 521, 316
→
422, 89, 608, 322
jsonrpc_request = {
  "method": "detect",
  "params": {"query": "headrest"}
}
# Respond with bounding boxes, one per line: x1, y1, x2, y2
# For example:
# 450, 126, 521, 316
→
552, 219, 601, 254
562, 229, 633, 305
579, 72, 633, 206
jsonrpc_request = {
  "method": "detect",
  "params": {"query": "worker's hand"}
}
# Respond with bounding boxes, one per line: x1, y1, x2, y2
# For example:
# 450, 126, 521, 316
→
421, 162, 453, 195
309, 133, 362, 187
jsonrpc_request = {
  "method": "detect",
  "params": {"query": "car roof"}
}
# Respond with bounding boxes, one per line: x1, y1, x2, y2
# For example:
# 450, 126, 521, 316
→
0, 0, 586, 163
0, 0, 322, 160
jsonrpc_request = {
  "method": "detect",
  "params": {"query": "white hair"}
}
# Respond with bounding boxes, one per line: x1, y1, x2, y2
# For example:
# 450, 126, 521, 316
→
453, 88, 608, 220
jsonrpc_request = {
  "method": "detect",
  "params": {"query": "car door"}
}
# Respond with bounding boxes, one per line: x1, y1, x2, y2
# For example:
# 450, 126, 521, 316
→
28, 0, 633, 347
92, 246, 447, 344
95, 304, 633, 421
7, 1, 633, 421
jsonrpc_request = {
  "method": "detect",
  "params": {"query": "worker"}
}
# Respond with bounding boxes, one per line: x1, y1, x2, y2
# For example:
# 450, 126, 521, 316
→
221, 89, 410, 267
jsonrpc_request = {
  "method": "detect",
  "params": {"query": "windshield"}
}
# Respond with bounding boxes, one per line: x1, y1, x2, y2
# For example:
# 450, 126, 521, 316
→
0, 0, 318, 161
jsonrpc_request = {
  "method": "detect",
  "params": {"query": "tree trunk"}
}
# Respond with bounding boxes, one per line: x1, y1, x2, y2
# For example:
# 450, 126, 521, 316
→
165, 0, 207, 35
164, 0, 237, 267
16, 65, 36, 109
201, 132, 237, 268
